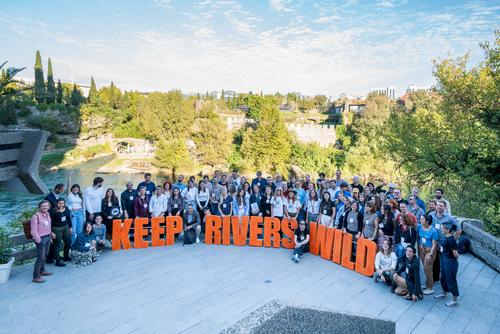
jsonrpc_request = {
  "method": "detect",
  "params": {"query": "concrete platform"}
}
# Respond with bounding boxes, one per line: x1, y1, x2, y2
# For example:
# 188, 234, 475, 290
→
1, 244, 499, 334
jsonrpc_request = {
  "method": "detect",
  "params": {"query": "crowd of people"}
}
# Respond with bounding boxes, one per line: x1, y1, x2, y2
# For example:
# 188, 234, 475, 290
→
29, 170, 463, 307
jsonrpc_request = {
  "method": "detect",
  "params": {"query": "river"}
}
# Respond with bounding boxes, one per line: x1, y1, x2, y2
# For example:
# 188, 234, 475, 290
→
0, 156, 173, 226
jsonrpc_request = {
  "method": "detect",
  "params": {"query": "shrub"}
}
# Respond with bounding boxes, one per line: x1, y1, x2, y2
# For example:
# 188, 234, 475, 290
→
0, 103, 18, 125
17, 106, 32, 118
27, 115, 62, 141
37, 103, 48, 112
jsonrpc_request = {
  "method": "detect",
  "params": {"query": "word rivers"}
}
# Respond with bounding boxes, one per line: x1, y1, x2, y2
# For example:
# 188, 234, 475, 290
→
111, 215, 377, 277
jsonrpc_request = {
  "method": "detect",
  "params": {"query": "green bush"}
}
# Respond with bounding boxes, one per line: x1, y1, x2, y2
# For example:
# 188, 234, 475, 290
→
0, 103, 18, 125
17, 106, 32, 118
37, 103, 48, 112
27, 115, 62, 141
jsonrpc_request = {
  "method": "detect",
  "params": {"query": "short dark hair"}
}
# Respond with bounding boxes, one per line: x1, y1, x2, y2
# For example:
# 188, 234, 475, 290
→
54, 183, 64, 191
319, 172, 326, 178
435, 188, 444, 194
93, 177, 104, 186
144, 173, 151, 178
406, 245, 416, 254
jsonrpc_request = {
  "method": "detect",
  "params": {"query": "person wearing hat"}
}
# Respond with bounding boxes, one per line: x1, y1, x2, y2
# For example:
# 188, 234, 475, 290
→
434, 222, 460, 306
292, 220, 310, 263
285, 189, 301, 219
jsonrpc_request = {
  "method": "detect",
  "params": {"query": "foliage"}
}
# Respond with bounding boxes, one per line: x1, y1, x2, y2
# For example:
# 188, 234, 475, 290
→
27, 115, 62, 141
289, 142, 342, 176
381, 32, 500, 234
70, 84, 84, 106
66, 143, 112, 161
46, 58, 56, 103
0, 103, 17, 125
138, 91, 194, 141
0, 226, 13, 264
192, 106, 231, 166
56, 79, 63, 103
34, 50, 45, 103
88, 76, 98, 104
241, 105, 291, 174
236, 94, 278, 120
154, 139, 190, 175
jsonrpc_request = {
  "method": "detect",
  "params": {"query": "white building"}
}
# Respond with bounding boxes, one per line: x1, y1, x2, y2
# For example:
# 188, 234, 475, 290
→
371, 86, 396, 99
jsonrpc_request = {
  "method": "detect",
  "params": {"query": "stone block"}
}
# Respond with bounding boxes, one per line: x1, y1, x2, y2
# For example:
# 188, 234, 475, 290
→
222, 300, 395, 334
470, 240, 500, 273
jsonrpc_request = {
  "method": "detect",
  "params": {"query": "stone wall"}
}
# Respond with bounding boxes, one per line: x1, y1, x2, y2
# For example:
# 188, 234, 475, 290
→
457, 217, 500, 272
224, 116, 337, 147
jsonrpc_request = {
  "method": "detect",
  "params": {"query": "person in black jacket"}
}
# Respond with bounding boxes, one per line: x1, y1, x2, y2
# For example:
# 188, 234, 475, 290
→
49, 198, 72, 266
392, 245, 423, 301
101, 188, 122, 237
44, 183, 65, 211
394, 214, 418, 265
259, 186, 273, 217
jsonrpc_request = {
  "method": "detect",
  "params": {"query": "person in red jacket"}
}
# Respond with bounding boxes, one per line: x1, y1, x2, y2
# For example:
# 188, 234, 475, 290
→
134, 186, 150, 218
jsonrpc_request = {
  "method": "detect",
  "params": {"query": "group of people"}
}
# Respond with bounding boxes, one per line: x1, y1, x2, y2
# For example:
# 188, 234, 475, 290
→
29, 169, 462, 307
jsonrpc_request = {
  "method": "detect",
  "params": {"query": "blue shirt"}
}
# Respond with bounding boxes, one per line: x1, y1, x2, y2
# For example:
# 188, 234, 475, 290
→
137, 181, 156, 197
417, 224, 438, 248
429, 212, 460, 244
173, 182, 186, 192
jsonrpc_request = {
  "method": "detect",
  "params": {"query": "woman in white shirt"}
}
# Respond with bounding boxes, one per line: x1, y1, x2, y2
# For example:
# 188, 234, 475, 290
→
285, 189, 301, 219
163, 181, 172, 203
182, 180, 198, 207
271, 188, 286, 220
374, 237, 397, 285
66, 182, 85, 244
306, 189, 320, 224
196, 181, 210, 220
150, 185, 168, 217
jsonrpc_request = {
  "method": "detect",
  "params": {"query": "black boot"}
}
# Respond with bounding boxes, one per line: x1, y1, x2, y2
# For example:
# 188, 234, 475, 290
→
55, 260, 66, 267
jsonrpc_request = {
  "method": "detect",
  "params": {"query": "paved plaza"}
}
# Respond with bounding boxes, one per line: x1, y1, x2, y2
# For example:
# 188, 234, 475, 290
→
1, 244, 499, 334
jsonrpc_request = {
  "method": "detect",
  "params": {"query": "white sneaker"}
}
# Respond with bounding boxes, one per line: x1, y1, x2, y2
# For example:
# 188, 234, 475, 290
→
434, 293, 447, 299
423, 288, 434, 295
196, 237, 200, 243
293, 254, 299, 262
446, 299, 458, 307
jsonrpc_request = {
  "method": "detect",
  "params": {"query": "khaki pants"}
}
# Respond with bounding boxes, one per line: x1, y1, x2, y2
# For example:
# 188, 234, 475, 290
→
419, 246, 436, 289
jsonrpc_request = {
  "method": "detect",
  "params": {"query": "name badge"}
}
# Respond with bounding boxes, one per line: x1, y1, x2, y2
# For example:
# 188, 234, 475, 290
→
61, 216, 66, 222
143, 204, 148, 208
85, 243, 90, 247
439, 246, 443, 253
323, 210, 327, 215
129, 196, 134, 201
223, 204, 227, 208
266, 199, 270, 204
44, 220, 48, 226
349, 218, 353, 223
365, 220, 369, 224
146, 191, 150, 195
379, 223, 384, 228
108, 203, 112, 207
174, 204, 178, 209
422, 237, 427, 244
405, 267, 409, 274
257, 182, 260, 186
435, 223, 441, 229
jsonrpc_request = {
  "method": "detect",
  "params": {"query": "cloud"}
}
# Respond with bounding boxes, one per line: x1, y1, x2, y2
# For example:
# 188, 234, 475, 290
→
153, 0, 171, 9
269, 0, 292, 12
313, 15, 341, 25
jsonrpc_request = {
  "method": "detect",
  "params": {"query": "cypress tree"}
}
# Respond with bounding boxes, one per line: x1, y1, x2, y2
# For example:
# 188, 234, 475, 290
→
88, 76, 97, 104
34, 50, 45, 103
221, 89, 225, 100
70, 84, 82, 106
56, 80, 63, 103
45, 58, 55, 103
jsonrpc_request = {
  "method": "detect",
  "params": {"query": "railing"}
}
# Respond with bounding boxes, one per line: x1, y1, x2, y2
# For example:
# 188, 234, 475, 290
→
8, 232, 36, 265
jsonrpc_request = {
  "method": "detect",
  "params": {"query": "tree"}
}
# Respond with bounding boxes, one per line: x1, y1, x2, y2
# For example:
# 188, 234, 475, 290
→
154, 139, 190, 177
138, 90, 195, 141
220, 89, 225, 100
34, 50, 45, 103
70, 84, 83, 106
56, 79, 63, 103
381, 32, 500, 234
45, 58, 56, 103
88, 76, 98, 104
241, 105, 291, 174
193, 106, 231, 166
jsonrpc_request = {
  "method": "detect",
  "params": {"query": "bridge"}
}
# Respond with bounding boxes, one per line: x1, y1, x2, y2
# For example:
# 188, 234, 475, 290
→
0, 129, 48, 194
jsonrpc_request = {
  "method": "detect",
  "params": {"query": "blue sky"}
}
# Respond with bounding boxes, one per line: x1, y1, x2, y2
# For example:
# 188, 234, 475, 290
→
1, 0, 498, 97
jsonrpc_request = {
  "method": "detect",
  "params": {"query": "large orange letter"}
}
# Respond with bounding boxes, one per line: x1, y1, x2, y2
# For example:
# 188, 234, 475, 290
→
355, 238, 377, 277
134, 218, 149, 249
222, 216, 231, 245
204, 215, 222, 245
331, 228, 343, 264
309, 223, 333, 260
166, 216, 183, 245
249, 216, 263, 247
263, 217, 281, 248
341, 232, 355, 270
112, 219, 132, 250
151, 217, 166, 247
231, 216, 248, 246
280, 218, 297, 249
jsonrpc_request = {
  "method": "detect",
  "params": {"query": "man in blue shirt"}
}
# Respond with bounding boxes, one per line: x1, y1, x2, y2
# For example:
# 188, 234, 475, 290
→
251, 171, 268, 194
411, 187, 427, 212
173, 174, 186, 192
137, 173, 156, 198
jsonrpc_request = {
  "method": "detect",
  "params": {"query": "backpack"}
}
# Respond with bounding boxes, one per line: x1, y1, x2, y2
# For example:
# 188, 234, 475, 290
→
457, 236, 470, 254
23, 220, 33, 240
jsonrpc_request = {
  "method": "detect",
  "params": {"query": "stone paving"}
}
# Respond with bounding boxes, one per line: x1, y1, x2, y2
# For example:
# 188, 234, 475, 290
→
1, 244, 499, 334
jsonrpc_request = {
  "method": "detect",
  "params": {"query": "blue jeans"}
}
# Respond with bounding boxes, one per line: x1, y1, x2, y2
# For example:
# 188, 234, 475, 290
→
70, 209, 85, 245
